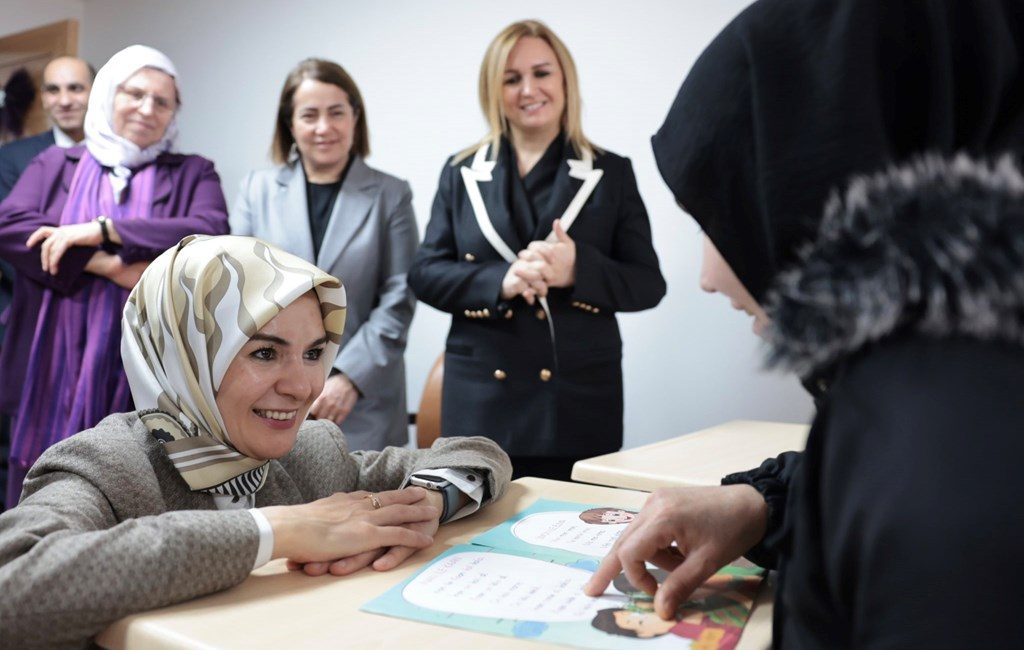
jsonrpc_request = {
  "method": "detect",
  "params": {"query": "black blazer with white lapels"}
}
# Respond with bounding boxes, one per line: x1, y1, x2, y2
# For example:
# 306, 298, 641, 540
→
409, 139, 665, 458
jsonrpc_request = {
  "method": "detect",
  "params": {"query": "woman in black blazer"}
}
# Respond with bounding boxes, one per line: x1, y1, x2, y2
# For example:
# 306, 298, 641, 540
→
408, 20, 665, 480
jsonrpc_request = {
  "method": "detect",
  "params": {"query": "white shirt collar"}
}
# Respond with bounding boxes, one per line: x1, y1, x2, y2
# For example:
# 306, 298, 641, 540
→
52, 126, 82, 148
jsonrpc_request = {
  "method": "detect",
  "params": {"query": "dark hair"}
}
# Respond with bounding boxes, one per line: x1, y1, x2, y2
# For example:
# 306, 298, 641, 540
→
590, 609, 638, 638
611, 568, 670, 595
0, 68, 37, 143
578, 507, 635, 524
271, 58, 368, 164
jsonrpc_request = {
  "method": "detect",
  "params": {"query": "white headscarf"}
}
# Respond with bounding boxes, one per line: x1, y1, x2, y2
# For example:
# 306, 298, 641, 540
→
84, 44, 180, 201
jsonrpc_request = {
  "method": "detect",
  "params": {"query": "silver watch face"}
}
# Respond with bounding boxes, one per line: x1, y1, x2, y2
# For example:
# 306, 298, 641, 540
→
410, 476, 449, 491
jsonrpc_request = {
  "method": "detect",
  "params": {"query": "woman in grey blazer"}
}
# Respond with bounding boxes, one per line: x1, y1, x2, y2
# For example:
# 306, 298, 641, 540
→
231, 58, 418, 451
0, 235, 510, 648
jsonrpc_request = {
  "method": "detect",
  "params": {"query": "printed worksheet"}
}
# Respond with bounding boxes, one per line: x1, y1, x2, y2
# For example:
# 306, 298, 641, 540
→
361, 499, 763, 650
470, 499, 638, 561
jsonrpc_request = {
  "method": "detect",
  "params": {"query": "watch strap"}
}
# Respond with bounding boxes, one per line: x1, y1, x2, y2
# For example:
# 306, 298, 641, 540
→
438, 481, 460, 523
96, 216, 117, 253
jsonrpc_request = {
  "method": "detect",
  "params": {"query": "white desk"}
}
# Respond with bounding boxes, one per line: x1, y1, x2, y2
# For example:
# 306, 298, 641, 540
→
572, 420, 809, 492
97, 478, 772, 650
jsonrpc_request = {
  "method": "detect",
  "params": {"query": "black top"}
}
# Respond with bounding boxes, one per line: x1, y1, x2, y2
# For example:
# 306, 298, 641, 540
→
303, 158, 352, 259
651, 0, 1024, 302
506, 135, 563, 244
725, 155, 1024, 648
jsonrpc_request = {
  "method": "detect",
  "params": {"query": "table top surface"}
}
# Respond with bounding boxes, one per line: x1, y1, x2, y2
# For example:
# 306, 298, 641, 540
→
97, 477, 771, 650
572, 420, 809, 492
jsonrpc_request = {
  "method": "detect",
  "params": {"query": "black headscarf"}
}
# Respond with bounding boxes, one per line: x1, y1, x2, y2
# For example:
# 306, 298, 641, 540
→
652, 0, 1024, 302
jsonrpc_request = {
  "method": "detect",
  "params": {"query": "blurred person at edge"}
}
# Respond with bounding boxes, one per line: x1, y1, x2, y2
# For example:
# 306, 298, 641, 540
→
586, 2, 1024, 648
0, 56, 94, 510
0, 45, 228, 508
0, 56, 95, 201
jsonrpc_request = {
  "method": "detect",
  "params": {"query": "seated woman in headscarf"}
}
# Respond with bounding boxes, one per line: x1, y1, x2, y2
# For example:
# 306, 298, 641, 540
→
0, 45, 229, 508
587, 1, 1024, 647
0, 235, 511, 648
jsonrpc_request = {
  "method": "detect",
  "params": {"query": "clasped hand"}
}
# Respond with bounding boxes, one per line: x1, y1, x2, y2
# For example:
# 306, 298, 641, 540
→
261, 486, 444, 577
29, 223, 148, 289
500, 219, 576, 305
27, 222, 103, 275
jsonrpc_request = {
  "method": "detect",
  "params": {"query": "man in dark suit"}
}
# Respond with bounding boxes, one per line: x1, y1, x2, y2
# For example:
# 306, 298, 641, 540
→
0, 55, 93, 511
0, 56, 94, 202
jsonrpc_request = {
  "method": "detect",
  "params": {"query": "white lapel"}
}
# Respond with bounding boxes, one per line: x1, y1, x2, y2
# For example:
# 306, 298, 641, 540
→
461, 143, 603, 342
316, 157, 376, 271
546, 149, 603, 241
275, 163, 316, 263
461, 144, 519, 264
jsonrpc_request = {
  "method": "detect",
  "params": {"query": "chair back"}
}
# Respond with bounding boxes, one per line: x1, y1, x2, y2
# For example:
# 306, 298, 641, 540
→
416, 352, 444, 448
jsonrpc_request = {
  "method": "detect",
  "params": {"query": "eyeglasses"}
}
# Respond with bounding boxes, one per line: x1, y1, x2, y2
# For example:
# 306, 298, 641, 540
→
116, 84, 175, 113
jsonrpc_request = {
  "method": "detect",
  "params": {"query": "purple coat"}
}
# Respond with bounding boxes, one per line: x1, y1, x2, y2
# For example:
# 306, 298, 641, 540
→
0, 145, 228, 414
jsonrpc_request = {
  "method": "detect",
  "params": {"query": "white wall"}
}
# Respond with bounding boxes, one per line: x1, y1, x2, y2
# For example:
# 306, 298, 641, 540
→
16, 0, 816, 448
0, 0, 85, 38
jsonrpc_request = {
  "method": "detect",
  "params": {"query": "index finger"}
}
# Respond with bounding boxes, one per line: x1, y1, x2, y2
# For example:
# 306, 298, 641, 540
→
25, 227, 52, 249
585, 550, 624, 596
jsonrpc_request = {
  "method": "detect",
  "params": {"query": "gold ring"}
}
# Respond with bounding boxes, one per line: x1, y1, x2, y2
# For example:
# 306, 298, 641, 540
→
364, 493, 382, 510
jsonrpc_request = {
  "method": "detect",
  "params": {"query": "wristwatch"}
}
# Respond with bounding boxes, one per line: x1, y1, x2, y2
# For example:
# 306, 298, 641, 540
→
408, 474, 461, 523
96, 215, 116, 253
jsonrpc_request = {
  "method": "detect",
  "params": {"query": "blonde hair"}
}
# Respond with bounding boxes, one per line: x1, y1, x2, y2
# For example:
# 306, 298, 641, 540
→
454, 19, 596, 164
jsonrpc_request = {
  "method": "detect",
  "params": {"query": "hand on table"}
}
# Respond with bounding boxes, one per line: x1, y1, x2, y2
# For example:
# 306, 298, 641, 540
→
584, 485, 768, 620
27, 222, 103, 274
295, 489, 445, 577
263, 487, 440, 576
310, 374, 359, 424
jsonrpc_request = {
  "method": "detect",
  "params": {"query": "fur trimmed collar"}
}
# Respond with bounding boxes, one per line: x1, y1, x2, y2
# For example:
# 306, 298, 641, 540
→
766, 154, 1024, 377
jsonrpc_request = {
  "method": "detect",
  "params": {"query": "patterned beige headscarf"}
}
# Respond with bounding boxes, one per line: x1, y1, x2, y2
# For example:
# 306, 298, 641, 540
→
121, 235, 346, 496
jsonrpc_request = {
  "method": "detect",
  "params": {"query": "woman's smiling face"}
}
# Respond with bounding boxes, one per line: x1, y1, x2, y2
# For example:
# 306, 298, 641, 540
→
290, 78, 357, 177
502, 36, 566, 140
215, 292, 327, 460
111, 67, 177, 149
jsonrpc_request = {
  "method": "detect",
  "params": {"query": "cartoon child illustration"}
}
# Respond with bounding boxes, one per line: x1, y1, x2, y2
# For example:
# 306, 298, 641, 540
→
509, 507, 638, 557
590, 599, 677, 639
578, 507, 637, 525
591, 571, 761, 649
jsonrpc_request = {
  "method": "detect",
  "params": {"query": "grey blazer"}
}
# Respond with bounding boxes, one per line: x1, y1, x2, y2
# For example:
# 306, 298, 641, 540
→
0, 412, 511, 649
230, 157, 419, 450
